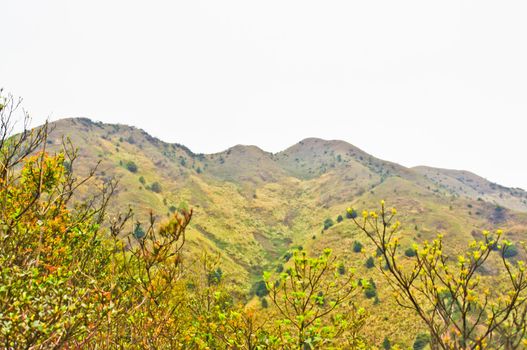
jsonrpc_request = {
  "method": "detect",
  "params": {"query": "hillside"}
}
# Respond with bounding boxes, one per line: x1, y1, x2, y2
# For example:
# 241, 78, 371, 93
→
44, 117, 527, 345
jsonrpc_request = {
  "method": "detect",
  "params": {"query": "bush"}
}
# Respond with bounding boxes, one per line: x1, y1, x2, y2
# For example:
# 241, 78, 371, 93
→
376, 247, 383, 256
139, 175, 145, 184
150, 181, 162, 193
365, 256, 375, 268
364, 285, 377, 299
133, 223, 145, 239
260, 297, 269, 308
405, 247, 417, 257
207, 268, 223, 285
337, 215, 343, 223
353, 240, 363, 253
337, 263, 346, 275
503, 243, 519, 259
126, 160, 138, 173
253, 280, 269, 297
413, 333, 430, 350
382, 337, 391, 350
346, 209, 358, 219
323, 218, 334, 230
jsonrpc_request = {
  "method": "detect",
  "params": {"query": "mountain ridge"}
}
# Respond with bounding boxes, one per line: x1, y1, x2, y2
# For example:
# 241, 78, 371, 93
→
47, 117, 527, 197
33, 116, 527, 344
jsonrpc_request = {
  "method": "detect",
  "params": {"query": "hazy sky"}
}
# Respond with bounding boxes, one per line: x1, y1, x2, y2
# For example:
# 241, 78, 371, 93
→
2, 1, 526, 190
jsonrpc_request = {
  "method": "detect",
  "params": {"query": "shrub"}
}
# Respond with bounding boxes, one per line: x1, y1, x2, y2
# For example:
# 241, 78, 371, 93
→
405, 247, 417, 257
353, 240, 363, 253
260, 297, 269, 308
337, 215, 343, 223
346, 208, 358, 219
139, 175, 145, 184
133, 223, 145, 239
323, 218, 334, 230
413, 333, 430, 350
126, 160, 138, 173
364, 285, 377, 299
207, 268, 223, 285
382, 337, 391, 350
503, 243, 519, 259
365, 256, 375, 268
264, 249, 365, 347
253, 280, 269, 297
350, 200, 527, 349
150, 181, 162, 193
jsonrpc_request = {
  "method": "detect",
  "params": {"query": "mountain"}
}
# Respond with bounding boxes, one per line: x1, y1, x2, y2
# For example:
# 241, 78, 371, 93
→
44, 117, 527, 344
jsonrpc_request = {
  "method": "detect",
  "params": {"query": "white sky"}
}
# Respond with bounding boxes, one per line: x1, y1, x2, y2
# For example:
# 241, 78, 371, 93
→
2, 1, 526, 190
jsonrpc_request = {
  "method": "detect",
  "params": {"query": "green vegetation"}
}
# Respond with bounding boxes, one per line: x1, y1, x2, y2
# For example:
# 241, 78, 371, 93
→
346, 208, 358, 219
404, 247, 416, 257
2, 93, 527, 348
382, 337, 391, 350
0, 99, 369, 348
323, 217, 334, 230
125, 160, 138, 172
365, 256, 375, 268
149, 181, 162, 193
348, 202, 527, 349
353, 240, 363, 253
264, 249, 367, 348
503, 243, 519, 258
363, 279, 377, 299
413, 333, 430, 350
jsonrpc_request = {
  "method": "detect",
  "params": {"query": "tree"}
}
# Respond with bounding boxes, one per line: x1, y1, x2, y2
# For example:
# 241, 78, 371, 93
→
264, 249, 366, 348
0, 91, 195, 348
109, 209, 193, 348
347, 202, 527, 349
0, 92, 117, 348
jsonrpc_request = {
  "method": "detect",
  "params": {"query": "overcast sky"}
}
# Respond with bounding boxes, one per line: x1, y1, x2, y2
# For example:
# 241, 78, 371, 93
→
2, 1, 526, 189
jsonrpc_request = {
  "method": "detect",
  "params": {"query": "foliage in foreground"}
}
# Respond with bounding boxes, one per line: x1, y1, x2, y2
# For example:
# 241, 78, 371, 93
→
0, 92, 368, 349
348, 201, 527, 349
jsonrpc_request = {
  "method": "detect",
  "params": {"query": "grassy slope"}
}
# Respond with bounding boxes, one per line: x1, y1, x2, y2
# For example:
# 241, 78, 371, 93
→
46, 118, 527, 347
